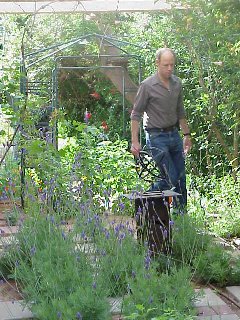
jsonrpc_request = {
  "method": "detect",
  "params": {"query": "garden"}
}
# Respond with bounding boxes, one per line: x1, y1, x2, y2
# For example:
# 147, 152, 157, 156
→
0, 0, 240, 319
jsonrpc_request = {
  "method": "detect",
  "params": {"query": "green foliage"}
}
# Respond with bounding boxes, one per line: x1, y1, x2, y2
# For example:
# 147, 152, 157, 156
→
193, 243, 240, 287
125, 305, 195, 320
188, 174, 240, 237
171, 214, 211, 267
168, 0, 240, 176
0, 155, 21, 199
168, 211, 240, 287
123, 265, 196, 319
2, 185, 196, 320
9, 214, 110, 320
59, 122, 146, 213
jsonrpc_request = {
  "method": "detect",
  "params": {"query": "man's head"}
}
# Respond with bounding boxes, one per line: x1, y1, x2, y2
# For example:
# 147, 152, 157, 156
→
156, 48, 176, 81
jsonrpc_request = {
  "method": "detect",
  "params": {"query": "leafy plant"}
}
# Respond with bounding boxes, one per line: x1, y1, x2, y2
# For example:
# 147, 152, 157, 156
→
193, 243, 240, 287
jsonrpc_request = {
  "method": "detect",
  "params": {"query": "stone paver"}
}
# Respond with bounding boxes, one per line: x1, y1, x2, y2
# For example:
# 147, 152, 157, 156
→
226, 287, 240, 303
196, 306, 218, 316
0, 226, 18, 237
0, 300, 33, 320
0, 280, 22, 301
108, 297, 122, 314
212, 305, 237, 315
195, 288, 240, 319
195, 288, 227, 307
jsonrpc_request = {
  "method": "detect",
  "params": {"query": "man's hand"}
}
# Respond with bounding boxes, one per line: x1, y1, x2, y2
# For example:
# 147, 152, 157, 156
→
183, 136, 192, 155
131, 142, 142, 157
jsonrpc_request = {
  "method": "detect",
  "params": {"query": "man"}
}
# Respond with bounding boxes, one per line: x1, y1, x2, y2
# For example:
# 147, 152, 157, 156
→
130, 48, 192, 210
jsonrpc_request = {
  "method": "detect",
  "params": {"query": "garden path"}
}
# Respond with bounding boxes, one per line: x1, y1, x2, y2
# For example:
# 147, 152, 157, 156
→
1, 200, 240, 319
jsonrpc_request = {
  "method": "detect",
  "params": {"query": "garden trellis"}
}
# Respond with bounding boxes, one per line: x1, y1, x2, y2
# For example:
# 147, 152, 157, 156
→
20, 33, 145, 142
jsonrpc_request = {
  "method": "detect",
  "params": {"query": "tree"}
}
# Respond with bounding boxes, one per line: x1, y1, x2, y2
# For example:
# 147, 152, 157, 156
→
168, 0, 240, 178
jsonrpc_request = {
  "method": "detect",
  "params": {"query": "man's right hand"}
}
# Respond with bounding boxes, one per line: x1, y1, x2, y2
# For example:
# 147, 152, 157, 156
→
130, 142, 141, 157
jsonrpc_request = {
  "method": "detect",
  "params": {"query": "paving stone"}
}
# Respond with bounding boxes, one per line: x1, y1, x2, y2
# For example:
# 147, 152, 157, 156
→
0, 226, 18, 237
195, 288, 227, 307
226, 287, 240, 303
211, 305, 237, 315
196, 306, 218, 316
112, 315, 123, 320
0, 235, 16, 249
0, 300, 33, 319
0, 280, 23, 301
108, 297, 123, 314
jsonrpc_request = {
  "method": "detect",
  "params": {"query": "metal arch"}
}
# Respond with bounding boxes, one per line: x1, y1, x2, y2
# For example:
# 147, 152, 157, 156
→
53, 53, 143, 138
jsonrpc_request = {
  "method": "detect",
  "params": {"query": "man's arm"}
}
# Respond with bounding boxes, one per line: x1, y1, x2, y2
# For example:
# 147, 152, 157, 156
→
179, 118, 192, 155
130, 120, 142, 157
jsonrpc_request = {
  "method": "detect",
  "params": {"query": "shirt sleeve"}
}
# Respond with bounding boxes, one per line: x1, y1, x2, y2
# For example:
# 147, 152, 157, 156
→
177, 81, 186, 120
130, 82, 149, 122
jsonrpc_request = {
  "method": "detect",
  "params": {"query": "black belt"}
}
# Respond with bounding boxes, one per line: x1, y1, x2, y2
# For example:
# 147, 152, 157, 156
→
146, 125, 177, 133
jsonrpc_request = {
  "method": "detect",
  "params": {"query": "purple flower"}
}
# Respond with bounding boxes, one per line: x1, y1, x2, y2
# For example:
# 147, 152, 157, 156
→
149, 296, 153, 304
105, 230, 110, 239
92, 281, 97, 289
144, 252, 151, 270
61, 231, 66, 240
81, 231, 87, 240
57, 311, 62, 318
131, 270, 136, 278
50, 216, 55, 224
76, 311, 82, 319
169, 220, 174, 226
30, 246, 36, 256
119, 232, 126, 241
114, 225, 120, 235
101, 249, 106, 256
119, 202, 125, 211
94, 214, 100, 221
136, 206, 142, 220
163, 229, 168, 239
128, 227, 134, 235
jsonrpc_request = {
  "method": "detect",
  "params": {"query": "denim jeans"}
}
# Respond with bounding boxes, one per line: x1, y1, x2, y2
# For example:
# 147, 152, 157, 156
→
145, 128, 187, 210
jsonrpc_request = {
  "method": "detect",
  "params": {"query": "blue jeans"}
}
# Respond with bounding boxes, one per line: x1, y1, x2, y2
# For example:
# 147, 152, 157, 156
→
145, 128, 187, 210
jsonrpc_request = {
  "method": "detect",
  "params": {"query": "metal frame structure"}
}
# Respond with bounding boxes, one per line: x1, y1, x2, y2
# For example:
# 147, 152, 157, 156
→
20, 33, 144, 144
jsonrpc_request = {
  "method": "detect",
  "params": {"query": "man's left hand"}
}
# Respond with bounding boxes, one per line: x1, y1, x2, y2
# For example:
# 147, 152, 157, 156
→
183, 136, 192, 155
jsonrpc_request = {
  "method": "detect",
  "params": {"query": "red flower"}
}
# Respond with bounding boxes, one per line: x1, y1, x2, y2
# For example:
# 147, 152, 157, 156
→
90, 92, 101, 100
85, 112, 92, 120
101, 121, 109, 131
84, 110, 92, 123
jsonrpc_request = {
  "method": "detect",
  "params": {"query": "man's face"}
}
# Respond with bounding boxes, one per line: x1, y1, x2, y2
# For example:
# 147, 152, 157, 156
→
156, 51, 175, 80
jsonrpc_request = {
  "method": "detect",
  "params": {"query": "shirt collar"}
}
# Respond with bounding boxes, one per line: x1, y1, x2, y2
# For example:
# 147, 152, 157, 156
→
152, 72, 177, 86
